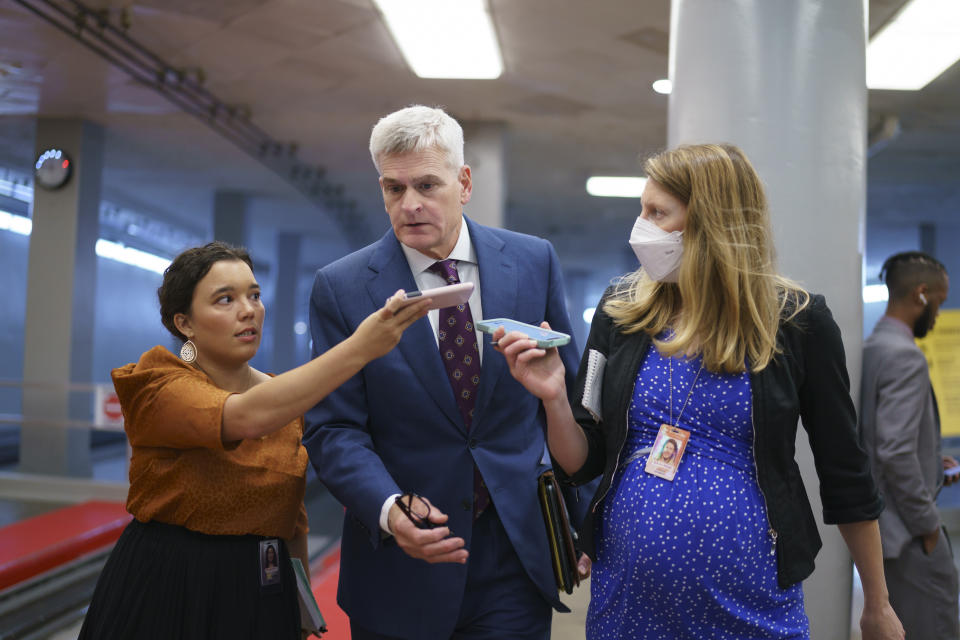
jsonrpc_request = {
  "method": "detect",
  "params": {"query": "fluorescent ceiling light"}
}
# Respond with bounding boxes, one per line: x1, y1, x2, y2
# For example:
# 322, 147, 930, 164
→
96, 239, 170, 275
586, 176, 647, 198
0, 211, 171, 274
652, 78, 672, 95
0, 209, 32, 235
867, 0, 960, 90
862, 284, 889, 304
373, 0, 503, 79
1, 197, 173, 274
582, 307, 596, 325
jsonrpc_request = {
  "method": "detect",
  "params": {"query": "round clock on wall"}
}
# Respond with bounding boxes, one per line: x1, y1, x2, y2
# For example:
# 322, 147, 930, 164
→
34, 148, 73, 190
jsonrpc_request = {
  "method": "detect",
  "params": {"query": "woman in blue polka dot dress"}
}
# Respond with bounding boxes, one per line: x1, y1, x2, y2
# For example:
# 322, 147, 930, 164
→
495, 144, 904, 639
590, 344, 806, 639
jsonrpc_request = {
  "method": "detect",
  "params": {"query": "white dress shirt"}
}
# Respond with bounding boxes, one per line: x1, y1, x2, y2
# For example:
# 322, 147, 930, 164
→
398, 221, 484, 360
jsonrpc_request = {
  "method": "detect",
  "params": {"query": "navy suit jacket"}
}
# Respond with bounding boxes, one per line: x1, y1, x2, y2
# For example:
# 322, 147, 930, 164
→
303, 217, 580, 638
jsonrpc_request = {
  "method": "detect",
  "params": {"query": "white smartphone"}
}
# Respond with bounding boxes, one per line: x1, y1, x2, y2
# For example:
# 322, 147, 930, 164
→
476, 318, 571, 348
944, 465, 960, 477
395, 282, 474, 311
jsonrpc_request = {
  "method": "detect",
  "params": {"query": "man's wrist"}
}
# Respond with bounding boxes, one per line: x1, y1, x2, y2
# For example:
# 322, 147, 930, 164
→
380, 494, 401, 535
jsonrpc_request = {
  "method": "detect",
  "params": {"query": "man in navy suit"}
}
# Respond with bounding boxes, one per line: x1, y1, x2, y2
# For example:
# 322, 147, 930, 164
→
304, 105, 581, 639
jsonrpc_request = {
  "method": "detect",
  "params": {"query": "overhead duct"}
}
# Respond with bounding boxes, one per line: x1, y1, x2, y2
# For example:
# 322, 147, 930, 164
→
12, 0, 373, 247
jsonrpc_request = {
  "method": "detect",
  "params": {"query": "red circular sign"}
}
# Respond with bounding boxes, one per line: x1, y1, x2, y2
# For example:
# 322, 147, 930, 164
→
103, 393, 123, 421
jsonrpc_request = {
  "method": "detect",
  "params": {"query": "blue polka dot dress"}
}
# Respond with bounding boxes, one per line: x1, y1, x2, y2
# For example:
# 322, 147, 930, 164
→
586, 342, 810, 639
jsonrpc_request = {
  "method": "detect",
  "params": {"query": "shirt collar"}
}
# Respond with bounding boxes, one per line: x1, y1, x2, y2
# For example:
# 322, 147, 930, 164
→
400, 216, 476, 276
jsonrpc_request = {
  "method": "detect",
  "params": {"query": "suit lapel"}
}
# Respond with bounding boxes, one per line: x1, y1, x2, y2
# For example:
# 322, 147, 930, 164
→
365, 231, 464, 430
469, 219, 518, 425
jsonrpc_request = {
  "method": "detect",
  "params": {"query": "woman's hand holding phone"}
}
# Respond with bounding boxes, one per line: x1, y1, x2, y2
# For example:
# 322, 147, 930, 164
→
492, 321, 568, 404
353, 290, 431, 361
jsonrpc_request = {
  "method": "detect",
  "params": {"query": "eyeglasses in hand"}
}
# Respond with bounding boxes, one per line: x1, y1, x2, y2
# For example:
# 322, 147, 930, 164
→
394, 493, 437, 530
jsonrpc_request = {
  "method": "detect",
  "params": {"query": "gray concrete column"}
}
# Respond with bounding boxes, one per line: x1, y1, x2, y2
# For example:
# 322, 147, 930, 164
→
20, 119, 103, 476
272, 232, 301, 374
668, 1, 867, 636
463, 123, 506, 229
213, 190, 249, 247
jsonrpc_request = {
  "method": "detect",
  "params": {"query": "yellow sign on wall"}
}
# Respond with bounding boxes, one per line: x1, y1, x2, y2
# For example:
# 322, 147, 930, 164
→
917, 309, 960, 437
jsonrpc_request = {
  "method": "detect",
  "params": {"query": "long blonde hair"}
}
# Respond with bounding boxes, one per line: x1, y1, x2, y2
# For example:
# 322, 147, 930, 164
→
604, 143, 809, 373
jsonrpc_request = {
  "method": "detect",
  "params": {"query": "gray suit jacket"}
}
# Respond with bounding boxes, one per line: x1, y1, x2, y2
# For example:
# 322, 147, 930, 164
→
860, 315, 942, 559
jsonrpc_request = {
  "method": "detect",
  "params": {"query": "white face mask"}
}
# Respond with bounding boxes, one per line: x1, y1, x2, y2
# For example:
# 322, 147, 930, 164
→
629, 216, 684, 282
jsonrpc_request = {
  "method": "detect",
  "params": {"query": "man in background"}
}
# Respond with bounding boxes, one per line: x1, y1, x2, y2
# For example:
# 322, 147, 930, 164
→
860, 250, 958, 639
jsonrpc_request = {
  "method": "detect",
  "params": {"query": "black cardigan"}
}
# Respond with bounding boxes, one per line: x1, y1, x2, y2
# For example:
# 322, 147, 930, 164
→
559, 290, 882, 588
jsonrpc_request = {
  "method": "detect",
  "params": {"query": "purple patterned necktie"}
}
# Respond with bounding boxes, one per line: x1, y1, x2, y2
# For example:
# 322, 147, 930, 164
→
427, 259, 490, 519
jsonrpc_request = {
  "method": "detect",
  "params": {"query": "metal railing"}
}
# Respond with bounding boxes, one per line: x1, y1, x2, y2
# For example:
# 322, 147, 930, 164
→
0, 380, 125, 433
0, 379, 130, 502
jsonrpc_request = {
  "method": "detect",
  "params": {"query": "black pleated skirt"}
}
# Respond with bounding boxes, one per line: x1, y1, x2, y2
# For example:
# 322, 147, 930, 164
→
78, 519, 300, 640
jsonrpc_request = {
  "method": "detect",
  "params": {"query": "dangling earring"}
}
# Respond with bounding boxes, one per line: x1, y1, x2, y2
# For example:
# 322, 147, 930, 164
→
180, 339, 197, 363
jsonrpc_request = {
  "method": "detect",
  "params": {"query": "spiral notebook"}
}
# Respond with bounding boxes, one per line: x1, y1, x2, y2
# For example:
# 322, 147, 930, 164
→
581, 349, 607, 422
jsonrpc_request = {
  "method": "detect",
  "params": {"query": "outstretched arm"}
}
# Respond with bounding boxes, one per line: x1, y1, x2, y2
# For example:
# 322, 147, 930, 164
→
220, 292, 430, 442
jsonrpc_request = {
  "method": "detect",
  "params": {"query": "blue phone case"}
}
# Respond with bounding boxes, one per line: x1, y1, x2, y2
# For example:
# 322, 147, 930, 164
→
476, 318, 571, 348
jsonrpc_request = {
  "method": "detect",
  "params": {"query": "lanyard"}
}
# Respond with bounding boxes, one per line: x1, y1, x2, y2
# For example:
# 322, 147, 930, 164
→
669, 357, 704, 426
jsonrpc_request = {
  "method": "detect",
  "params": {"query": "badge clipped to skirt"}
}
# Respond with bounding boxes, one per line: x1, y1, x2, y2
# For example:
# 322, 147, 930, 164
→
259, 538, 282, 593
645, 424, 690, 481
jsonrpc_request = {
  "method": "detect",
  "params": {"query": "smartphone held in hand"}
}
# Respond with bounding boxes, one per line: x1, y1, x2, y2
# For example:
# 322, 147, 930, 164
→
477, 318, 571, 348
395, 282, 474, 311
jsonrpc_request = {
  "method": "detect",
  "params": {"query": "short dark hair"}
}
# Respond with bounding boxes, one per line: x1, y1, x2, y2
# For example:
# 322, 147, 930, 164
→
158, 242, 254, 341
879, 251, 947, 301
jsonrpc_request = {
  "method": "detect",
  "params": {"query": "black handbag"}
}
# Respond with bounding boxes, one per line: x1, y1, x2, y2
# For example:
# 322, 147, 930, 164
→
537, 469, 580, 594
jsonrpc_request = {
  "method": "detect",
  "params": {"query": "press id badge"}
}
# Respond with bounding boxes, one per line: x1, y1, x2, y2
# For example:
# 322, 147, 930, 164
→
259, 538, 282, 588
645, 424, 690, 481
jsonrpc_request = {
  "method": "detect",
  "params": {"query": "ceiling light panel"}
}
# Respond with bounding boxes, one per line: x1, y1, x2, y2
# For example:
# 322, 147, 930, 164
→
374, 0, 503, 79
96, 239, 171, 275
652, 79, 672, 95
586, 176, 647, 198
867, 0, 960, 90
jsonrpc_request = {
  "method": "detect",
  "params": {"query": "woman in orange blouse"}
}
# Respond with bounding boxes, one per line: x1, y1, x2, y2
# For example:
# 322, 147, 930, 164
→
79, 242, 429, 640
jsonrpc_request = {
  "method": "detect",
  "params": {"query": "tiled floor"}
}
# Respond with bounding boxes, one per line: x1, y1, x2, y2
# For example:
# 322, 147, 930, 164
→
552, 578, 591, 639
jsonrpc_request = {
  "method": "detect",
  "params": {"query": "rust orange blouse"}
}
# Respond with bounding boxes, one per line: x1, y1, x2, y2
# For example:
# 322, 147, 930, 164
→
112, 345, 308, 540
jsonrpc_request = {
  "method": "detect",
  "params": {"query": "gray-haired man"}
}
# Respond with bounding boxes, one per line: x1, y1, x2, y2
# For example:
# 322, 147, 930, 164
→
304, 105, 583, 639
